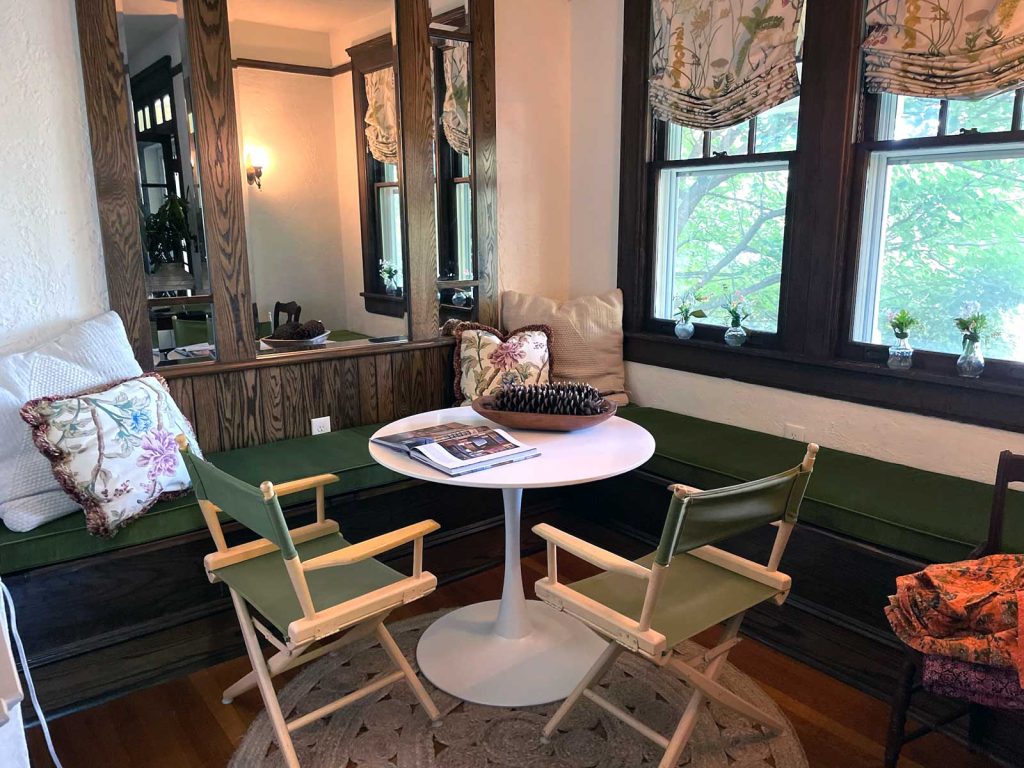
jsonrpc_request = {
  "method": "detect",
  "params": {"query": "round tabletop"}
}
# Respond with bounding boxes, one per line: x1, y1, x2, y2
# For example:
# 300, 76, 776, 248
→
369, 406, 655, 490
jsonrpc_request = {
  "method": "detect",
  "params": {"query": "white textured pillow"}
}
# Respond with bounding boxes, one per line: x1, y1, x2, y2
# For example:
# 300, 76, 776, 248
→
0, 312, 142, 532
501, 289, 628, 404
21, 374, 202, 538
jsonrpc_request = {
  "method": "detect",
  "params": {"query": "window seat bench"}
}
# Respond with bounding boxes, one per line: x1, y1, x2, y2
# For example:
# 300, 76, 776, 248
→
0, 423, 399, 576
615, 405, 1020, 564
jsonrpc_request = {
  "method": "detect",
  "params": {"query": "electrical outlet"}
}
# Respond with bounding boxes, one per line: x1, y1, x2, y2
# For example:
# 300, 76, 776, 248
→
783, 423, 806, 441
311, 416, 331, 436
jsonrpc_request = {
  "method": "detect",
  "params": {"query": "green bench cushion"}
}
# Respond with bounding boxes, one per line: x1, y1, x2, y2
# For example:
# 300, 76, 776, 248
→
0, 424, 397, 575
617, 406, 1023, 563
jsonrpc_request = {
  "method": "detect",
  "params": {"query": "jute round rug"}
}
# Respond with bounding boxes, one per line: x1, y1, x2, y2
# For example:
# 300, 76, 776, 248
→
230, 611, 808, 768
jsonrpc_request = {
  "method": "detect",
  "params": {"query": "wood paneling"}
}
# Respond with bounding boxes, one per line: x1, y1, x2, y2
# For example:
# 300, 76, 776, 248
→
183, 0, 256, 363
396, 0, 441, 339
75, 0, 152, 371
162, 342, 452, 451
469, 0, 499, 328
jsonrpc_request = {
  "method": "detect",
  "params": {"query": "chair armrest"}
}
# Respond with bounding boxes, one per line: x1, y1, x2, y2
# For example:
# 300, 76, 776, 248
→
669, 483, 702, 499
272, 474, 340, 497
302, 520, 440, 572
533, 523, 651, 580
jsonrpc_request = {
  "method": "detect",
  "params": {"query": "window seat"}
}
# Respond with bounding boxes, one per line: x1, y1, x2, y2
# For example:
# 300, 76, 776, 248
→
0, 423, 399, 575
616, 406, 1020, 563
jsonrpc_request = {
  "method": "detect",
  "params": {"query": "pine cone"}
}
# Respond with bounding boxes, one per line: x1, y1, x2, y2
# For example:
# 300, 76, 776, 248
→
492, 382, 606, 416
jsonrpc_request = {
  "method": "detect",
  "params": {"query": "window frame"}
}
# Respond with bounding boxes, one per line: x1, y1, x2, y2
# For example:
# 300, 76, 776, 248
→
349, 35, 408, 318
617, 0, 1024, 432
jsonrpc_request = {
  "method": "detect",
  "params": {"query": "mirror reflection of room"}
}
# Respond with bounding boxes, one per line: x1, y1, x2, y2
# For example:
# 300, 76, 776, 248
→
118, 0, 215, 366
229, 0, 415, 353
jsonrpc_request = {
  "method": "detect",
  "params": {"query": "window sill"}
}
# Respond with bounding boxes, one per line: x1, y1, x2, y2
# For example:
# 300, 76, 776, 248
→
625, 331, 1024, 432
361, 291, 406, 318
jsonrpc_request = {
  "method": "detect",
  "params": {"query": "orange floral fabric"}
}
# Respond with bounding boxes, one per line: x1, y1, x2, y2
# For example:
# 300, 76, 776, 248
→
885, 554, 1024, 684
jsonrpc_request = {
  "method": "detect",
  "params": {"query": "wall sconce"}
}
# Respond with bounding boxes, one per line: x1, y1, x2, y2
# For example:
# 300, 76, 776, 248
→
245, 146, 268, 190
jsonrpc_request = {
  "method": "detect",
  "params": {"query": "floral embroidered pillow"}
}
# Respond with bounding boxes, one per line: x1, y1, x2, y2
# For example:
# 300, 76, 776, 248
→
453, 323, 552, 405
20, 373, 202, 538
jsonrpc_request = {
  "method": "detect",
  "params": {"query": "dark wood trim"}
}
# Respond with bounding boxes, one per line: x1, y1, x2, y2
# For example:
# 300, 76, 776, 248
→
348, 34, 408, 319
231, 58, 352, 77
469, 0, 499, 328
395, 0, 441, 339
147, 294, 213, 308
626, 331, 1024, 432
183, 0, 256, 363
75, 0, 152, 371
159, 336, 452, 379
617, 0, 654, 334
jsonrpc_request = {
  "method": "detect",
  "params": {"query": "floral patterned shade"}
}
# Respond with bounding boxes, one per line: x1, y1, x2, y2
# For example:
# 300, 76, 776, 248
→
442, 41, 471, 155
21, 373, 202, 538
864, 0, 1024, 97
365, 67, 399, 164
453, 323, 552, 405
649, 0, 805, 130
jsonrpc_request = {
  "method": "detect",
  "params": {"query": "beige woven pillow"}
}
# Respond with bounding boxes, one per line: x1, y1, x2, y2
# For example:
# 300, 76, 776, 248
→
502, 290, 628, 404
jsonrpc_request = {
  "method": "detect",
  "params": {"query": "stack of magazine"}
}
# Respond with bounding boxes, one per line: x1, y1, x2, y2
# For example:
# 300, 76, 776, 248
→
372, 422, 539, 476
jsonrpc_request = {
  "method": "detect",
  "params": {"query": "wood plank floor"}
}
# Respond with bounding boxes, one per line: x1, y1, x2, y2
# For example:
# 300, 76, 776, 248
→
26, 552, 999, 768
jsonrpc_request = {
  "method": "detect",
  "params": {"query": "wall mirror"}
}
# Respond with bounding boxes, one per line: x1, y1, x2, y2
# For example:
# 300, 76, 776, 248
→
79, 0, 496, 371
228, 0, 413, 355
116, 0, 216, 366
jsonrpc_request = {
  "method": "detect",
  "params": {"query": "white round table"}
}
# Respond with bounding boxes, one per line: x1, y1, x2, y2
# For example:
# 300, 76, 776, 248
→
369, 406, 655, 707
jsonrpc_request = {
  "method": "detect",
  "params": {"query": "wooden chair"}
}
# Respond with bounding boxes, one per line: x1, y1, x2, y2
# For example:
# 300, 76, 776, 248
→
273, 300, 301, 330
884, 449, 1024, 767
534, 444, 818, 768
175, 436, 441, 768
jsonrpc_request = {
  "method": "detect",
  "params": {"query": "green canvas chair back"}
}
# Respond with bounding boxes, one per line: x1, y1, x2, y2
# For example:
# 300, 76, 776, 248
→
655, 461, 814, 567
179, 443, 297, 560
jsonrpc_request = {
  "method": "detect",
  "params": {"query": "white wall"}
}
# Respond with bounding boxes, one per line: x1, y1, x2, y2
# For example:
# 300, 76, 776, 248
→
494, 0, 572, 300
231, 20, 333, 68
0, 1, 107, 354
235, 67, 350, 331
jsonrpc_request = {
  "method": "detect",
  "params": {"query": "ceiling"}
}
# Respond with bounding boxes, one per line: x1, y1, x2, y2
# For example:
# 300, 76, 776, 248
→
226, 0, 393, 34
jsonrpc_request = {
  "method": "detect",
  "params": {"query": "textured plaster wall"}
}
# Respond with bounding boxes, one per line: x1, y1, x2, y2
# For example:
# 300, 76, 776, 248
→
494, 0, 572, 301
0, 1, 107, 354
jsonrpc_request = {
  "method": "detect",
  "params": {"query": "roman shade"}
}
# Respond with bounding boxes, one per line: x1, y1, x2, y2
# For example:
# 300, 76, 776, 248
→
649, 0, 804, 130
442, 41, 471, 155
364, 67, 398, 164
864, 1, 1024, 98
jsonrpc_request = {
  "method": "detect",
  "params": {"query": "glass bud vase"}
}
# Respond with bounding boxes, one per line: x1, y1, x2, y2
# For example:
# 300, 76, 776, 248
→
956, 339, 985, 378
724, 322, 747, 347
385, 279, 398, 297
674, 320, 695, 339
887, 335, 914, 370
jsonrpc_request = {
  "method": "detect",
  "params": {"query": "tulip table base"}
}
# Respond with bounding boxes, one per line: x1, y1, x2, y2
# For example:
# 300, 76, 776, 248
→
415, 488, 606, 707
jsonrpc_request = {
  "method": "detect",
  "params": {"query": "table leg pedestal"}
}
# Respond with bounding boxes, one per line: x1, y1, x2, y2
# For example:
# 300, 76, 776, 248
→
415, 486, 607, 707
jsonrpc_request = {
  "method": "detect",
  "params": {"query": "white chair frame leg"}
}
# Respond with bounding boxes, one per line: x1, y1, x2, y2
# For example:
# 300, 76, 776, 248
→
228, 590, 442, 768
230, 588, 301, 768
543, 612, 782, 768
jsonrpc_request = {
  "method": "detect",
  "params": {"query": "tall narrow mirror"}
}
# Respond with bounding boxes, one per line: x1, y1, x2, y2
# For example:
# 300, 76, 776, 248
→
117, 0, 214, 367
227, 0, 412, 354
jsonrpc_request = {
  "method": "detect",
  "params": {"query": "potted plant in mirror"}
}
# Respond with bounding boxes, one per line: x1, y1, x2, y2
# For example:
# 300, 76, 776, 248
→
722, 292, 751, 347
673, 291, 708, 340
379, 260, 400, 297
954, 302, 988, 378
886, 309, 917, 370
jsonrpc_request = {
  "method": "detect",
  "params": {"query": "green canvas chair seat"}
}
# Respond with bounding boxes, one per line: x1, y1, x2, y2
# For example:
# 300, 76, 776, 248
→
213, 533, 406, 642
571, 552, 778, 650
176, 436, 441, 768
533, 444, 818, 768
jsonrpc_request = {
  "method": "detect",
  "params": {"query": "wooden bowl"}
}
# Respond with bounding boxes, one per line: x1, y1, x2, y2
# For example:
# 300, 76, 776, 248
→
471, 395, 617, 432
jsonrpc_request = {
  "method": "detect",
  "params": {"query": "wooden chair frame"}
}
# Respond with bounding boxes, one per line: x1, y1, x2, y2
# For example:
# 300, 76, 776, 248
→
884, 449, 1024, 767
534, 445, 817, 768
183, 443, 441, 768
